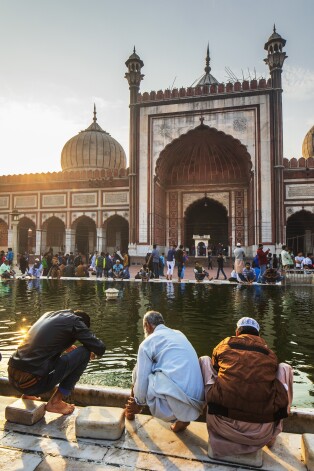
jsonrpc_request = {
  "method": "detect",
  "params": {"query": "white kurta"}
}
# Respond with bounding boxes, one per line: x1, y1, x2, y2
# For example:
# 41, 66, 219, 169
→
133, 325, 205, 422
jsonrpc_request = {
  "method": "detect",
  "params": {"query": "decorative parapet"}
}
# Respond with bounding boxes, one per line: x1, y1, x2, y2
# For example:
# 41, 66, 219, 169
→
283, 157, 314, 168
137, 78, 271, 103
0, 168, 129, 184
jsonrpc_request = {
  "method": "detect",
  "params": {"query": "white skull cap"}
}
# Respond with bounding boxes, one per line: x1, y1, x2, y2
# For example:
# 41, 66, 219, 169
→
236, 317, 260, 332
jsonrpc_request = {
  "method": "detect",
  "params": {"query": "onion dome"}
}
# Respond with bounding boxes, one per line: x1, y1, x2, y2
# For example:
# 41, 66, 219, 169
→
61, 105, 126, 171
302, 125, 314, 159
193, 45, 218, 86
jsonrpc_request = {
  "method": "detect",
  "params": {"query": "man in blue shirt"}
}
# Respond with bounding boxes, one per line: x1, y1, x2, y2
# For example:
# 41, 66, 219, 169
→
112, 259, 124, 279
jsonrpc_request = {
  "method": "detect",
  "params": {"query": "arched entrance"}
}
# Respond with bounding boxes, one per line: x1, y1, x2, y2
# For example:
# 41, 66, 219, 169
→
286, 210, 314, 254
18, 217, 36, 254
185, 198, 228, 254
43, 217, 65, 254
104, 215, 129, 253
154, 122, 253, 248
72, 216, 96, 256
0, 219, 8, 250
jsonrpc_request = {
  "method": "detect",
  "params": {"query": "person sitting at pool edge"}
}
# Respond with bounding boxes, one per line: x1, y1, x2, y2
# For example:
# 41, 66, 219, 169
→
125, 310, 205, 432
261, 267, 284, 284
199, 317, 293, 458
237, 261, 256, 284
194, 262, 213, 282
8, 309, 105, 415
112, 259, 124, 279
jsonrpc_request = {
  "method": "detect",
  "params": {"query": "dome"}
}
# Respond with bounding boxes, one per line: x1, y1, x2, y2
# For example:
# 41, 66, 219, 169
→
61, 107, 126, 172
302, 125, 314, 159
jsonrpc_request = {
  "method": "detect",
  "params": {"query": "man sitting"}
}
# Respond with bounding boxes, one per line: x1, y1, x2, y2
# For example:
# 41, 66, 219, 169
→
28, 259, 43, 278
0, 259, 15, 279
237, 262, 256, 284
125, 311, 205, 432
199, 317, 292, 458
8, 310, 105, 415
261, 267, 283, 284
112, 259, 124, 279
194, 262, 212, 282
135, 264, 150, 281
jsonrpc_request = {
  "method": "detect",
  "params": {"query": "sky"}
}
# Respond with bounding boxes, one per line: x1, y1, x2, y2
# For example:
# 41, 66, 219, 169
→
0, 0, 313, 176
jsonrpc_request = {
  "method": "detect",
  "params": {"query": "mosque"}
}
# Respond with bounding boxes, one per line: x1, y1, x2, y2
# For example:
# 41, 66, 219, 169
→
0, 27, 313, 259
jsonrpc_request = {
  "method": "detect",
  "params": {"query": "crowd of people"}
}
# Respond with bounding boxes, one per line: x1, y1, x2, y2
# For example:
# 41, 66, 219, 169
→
5, 309, 293, 458
1, 242, 313, 284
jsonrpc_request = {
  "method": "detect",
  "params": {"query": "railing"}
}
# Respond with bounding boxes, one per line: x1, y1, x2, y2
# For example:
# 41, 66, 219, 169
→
284, 269, 314, 285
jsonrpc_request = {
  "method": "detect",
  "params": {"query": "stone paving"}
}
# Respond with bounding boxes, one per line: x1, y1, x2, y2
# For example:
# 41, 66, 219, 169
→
0, 395, 309, 471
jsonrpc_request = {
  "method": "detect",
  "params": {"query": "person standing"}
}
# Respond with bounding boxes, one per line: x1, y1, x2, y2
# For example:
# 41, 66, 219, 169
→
6, 248, 14, 266
175, 245, 184, 282
166, 245, 176, 280
207, 249, 213, 270
151, 244, 160, 279
233, 242, 245, 274
215, 253, 227, 280
8, 309, 105, 415
257, 243, 270, 280
96, 252, 105, 278
280, 245, 293, 270
125, 311, 205, 432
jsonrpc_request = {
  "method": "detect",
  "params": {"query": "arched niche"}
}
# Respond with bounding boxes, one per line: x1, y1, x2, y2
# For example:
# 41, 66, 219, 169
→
0, 219, 8, 249
103, 215, 129, 254
185, 197, 229, 253
72, 215, 96, 256
155, 122, 252, 186
42, 216, 66, 254
18, 217, 36, 254
286, 210, 314, 255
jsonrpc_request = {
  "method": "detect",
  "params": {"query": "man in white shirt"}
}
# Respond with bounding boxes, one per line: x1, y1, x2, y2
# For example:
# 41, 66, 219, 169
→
125, 311, 205, 432
233, 243, 245, 274
281, 245, 293, 269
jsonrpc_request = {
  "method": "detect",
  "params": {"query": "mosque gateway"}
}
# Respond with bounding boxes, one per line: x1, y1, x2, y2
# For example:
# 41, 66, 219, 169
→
0, 28, 313, 258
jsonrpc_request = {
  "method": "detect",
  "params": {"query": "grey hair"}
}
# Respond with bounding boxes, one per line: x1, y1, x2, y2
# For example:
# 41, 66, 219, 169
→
143, 310, 165, 327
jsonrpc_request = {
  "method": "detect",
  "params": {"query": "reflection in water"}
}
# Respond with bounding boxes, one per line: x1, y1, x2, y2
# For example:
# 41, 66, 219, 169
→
0, 280, 313, 406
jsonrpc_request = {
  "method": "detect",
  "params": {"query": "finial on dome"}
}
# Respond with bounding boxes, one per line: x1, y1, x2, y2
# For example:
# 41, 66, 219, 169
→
133, 46, 136, 54
273, 23, 276, 33
93, 103, 97, 123
200, 116, 205, 126
204, 44, 211, 75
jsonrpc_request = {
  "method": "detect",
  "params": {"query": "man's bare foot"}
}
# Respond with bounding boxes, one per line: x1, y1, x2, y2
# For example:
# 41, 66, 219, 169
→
170, 420, 190, 432
45, 389, 75, 415
21, 394, 41, 400
267, 437, 277, 448
45, 400, 75, 415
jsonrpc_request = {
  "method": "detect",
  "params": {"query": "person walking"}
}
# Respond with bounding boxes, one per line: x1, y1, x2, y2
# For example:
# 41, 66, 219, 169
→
215, 253, 227, 280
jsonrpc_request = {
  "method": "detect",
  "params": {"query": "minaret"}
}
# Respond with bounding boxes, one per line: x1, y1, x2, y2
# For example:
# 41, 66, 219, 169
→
264, 26, 287, 247
125, 48, 144, 248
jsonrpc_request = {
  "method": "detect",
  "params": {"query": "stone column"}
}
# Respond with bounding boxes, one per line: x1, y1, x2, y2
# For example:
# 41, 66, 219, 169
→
65, 229, 75, 254
125, 49, 144, 251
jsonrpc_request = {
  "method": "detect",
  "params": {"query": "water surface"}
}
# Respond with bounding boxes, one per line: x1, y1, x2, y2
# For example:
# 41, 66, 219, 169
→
0, 279, 313, 407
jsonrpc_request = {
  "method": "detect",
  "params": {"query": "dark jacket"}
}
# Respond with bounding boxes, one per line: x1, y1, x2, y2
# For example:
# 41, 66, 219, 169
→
207, 334, 288, 423
8, 310, 105, 377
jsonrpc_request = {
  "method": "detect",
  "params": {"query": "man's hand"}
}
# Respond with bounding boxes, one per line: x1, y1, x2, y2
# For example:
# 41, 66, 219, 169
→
125, 396, 143, 416
90, 352, 96, 360
65, 345, 77, 353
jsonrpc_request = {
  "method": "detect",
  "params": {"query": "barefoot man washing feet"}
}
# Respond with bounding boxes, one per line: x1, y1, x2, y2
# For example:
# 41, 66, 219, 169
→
8, 309, 105, 414
125, 311, 205, 432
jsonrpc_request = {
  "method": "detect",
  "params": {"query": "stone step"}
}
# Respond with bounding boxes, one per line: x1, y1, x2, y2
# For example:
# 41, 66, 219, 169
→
5, 398, 46, 426
208, 442, 263, 468
302, 434, 314, 471
76, 405, 125, 440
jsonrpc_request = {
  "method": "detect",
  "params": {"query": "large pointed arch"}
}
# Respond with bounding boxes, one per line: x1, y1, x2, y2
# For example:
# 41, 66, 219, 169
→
42, 216, 66, 253
71, 215, 96, 256
286, 210, 314, 254
155, 122, 253, 186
